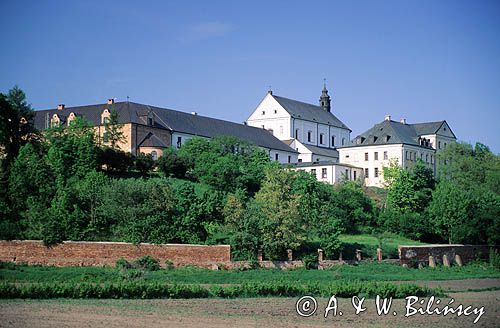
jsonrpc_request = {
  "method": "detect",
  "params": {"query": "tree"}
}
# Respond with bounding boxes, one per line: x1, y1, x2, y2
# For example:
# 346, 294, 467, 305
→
134, 153, 155, 174
428, 181, 474, 244
104, 109, 125, 149
0, 86, 36, 171
254, 167, 306, 259
383, 160, 435, 213
156, 147, 186, 178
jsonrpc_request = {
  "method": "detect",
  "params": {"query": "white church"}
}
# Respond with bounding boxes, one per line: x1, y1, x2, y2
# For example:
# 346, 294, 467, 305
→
246, 85, 456, 187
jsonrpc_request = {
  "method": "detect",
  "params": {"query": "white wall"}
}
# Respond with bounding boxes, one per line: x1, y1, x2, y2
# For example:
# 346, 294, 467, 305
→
246, 93, 291, 139
339, 144, 436, 187
290, 163, 364, 185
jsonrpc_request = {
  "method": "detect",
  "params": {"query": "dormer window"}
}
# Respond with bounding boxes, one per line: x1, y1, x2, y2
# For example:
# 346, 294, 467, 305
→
50, 114, 60, 127
147, 112, 154, 126
101, 108, 110, 124
67, 112, 76, 126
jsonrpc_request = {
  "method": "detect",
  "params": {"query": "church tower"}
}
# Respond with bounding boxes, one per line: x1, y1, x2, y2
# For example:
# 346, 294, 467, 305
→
319, 83, 331, 112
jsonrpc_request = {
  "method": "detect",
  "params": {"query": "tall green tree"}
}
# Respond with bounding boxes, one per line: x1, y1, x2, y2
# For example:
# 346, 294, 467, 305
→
104, 109, 125, 149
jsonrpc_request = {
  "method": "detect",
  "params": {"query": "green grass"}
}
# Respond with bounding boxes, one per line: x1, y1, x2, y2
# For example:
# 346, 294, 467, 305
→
1, 262, 498, 285
339, 233, 426, 259
0, 280, 441, 299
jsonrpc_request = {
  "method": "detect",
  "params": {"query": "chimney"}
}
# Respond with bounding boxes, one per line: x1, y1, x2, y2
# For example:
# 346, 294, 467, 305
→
57, 104, 65, 110
191, 111, 198, 116
384, 114, 391, 121
400, 118, 407, 124
107, 98, 115, 105
243, 121, 247, 125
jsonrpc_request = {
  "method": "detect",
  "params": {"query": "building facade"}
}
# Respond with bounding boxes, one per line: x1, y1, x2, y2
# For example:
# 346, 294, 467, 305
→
34, 99, 298, 163
338, 116, 456, 187
246, 87, 351, 163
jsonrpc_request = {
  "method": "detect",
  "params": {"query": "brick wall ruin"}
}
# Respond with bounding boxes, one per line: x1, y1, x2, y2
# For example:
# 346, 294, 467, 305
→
0, 240, 230, 269
398, 244, 495, 267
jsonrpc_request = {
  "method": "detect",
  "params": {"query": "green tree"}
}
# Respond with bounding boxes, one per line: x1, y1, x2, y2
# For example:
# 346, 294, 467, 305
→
104, 109, 125, 149
254, 167, 306, 259
428, 181, 474, 244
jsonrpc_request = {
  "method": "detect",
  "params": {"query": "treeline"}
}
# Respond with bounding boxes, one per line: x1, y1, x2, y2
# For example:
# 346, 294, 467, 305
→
379, 142, 500, 245
0, 86, 499, 261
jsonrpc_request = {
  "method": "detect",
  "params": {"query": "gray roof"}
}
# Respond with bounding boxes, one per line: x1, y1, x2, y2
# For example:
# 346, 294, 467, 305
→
34, 101, 297, 153
302, 144, 339, 159
288, 160, 361, 169
138, 132, 168, 148
272, 95, 351, 131
339, 119, 444, 149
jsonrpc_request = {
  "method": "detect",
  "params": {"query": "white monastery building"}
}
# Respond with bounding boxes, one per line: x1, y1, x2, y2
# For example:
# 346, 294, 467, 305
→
247, 85, 457, 187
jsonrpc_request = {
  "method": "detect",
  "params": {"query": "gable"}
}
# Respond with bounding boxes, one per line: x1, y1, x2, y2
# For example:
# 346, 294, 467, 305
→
436, 121, 456, 138
247, 93, 289, 121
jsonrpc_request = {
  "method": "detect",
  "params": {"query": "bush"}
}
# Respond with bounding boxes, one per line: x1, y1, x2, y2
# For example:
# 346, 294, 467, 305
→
489, 249, 500, 270
165, 260, 174, 270
0, 280, 441, 299
115, 258, 132, 270
302, 254, 318, 270
133, 256, 160, 271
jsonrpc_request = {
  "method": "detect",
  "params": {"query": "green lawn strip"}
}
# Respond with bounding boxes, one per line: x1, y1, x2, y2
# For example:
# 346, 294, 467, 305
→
2, 262, 498, 285
0, 280, 442, 299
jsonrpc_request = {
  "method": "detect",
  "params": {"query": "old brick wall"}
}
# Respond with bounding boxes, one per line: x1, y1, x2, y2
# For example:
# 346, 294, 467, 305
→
398, 244, 496, 267
0, 240, 230, 269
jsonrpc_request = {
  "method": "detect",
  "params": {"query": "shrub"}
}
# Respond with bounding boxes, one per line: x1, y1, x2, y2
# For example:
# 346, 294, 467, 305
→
165, 260, 174, 270
489, 249, 500, 270
133, 256, 160, 271
302, 254, 318, 270
115, 258, 132, 270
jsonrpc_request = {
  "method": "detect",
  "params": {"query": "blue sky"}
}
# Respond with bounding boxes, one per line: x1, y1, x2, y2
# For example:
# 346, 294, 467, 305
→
1, 0, 499, 152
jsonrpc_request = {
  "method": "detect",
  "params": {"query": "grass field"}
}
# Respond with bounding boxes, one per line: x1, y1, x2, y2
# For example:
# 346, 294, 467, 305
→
1, 261, 498, 285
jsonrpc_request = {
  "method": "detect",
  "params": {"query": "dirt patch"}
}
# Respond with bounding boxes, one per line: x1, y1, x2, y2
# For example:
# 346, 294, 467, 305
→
1, 290, 499, 328
393, 278, 500, 291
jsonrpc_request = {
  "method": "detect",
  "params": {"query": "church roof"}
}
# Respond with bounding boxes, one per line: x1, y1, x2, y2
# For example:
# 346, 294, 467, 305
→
339, 119, 447, 149
272, 95, 351, 131
34, 101, 297, 153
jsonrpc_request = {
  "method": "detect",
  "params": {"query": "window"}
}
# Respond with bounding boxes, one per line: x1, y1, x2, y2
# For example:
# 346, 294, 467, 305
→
345, 169, 349, 179
383, 151, 388, 160
353, 171, 357, 180
151, 151, 157, 161
275, 153, 279, 161
261, 110, 265, 115
307, 131, 312, 142
288, 155, 291, 163
331, 136, 335, 146
342, 138, 345, 146
319, 134, 324, 145
444, 142, 447, 148
177, 136, 182, 148
103, 117, 110, 124
426, 154, 429, 163
374, 167, 379, 177
405, 151, 409, 160
310, 169, 316, 176
364, 168, 369, 178
438, 141, 441, 149
274, 109, 277, 114
420, 153, 423, 160
431, 155, 434, 164
298, 159, 302, 163
148, 117, 154, 126
364, 152, 368, 161
374, 152, 378, 161
295, 129, 299, 139
321, 168, 327, 178
268, 129, 274, 135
